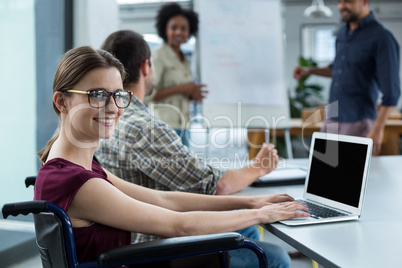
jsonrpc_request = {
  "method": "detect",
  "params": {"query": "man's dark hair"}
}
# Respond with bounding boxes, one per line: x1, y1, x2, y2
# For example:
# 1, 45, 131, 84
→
155, 2, 199, 43
101, 30, 151, 85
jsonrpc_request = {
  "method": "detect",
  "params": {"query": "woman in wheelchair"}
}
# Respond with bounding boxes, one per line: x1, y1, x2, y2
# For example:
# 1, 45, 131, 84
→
34, 46, 309, 266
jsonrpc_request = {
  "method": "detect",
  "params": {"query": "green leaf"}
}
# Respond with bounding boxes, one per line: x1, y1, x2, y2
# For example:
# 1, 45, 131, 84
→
298, 56, 318, 67
299, 56, 308, 66
304, 84, 323, 92
290, 56, 323, 118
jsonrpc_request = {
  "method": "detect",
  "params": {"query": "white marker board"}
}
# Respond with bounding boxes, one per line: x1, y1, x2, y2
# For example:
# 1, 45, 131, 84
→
195, 0, 290, 128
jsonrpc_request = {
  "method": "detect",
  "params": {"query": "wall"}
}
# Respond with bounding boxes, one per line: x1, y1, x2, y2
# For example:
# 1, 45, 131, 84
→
74, 0, 120, 48
0, 0, 37, 207
35, 0, 65, 170
0, 0, 67, 208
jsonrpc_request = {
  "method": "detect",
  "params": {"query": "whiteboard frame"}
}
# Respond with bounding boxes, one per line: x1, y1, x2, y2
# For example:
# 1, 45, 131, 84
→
194, 0, 291, 129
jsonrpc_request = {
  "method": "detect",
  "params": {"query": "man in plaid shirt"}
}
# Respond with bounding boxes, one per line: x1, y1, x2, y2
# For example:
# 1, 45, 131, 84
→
95, 32, 279, 203
94, 31, 291, 268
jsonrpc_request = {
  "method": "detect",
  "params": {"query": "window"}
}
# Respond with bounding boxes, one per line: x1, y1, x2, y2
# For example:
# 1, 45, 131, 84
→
301, 24, 337, 65
315, 29, 336, 62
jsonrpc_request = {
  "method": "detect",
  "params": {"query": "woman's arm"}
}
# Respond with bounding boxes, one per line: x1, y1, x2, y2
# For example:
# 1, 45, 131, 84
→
105, 169, 293, 212
153, 82, 193, 101
67, 177, 309, 238
151, 49, 206, 102
153, 82, 206, 102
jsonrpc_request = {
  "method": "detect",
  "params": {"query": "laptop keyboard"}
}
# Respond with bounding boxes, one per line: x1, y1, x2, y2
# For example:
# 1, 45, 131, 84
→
297, 200, 348, 219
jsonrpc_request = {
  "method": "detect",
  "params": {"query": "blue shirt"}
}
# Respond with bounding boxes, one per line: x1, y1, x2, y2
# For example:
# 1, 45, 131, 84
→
329, 12, 400, 122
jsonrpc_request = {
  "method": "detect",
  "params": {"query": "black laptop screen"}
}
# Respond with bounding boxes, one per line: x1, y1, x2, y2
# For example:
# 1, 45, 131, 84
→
306, 138, 368, 208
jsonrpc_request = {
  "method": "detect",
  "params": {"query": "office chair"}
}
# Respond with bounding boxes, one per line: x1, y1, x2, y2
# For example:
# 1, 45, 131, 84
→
2, 200, 268, 268
25, 176, 36, 188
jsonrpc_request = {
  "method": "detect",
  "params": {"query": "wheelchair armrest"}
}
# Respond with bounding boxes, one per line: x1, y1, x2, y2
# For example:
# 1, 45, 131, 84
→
98, 232, 244, 266
2, 201, 48, 219
25, 176, 37, 188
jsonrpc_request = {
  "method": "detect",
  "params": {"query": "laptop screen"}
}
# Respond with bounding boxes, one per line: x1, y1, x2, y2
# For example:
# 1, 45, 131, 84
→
306, 138, 368, 208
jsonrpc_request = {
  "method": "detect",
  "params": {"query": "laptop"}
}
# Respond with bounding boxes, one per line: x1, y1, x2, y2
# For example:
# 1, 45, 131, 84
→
280, 132, 373, 226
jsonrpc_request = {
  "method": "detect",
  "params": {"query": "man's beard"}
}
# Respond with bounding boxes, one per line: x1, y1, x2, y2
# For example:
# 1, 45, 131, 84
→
341, 9, 359, 23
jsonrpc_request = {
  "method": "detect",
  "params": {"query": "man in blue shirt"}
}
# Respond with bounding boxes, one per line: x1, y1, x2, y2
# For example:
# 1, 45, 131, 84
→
294, 0, 400, 155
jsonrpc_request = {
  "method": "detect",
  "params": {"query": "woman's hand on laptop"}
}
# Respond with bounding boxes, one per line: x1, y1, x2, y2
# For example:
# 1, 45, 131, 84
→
259, 202, 310, 223
250, 193, 295, 209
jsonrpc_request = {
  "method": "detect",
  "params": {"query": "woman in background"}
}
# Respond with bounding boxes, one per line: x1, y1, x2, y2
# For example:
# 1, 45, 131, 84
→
34, 46, 308, 267
146, 2, 207, 146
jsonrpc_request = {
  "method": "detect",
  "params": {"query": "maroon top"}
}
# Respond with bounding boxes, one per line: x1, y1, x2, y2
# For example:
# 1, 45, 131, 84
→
34, 158, 131, 263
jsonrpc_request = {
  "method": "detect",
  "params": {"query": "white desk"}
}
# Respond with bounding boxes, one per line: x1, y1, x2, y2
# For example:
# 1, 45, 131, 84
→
232, 156, 402, 268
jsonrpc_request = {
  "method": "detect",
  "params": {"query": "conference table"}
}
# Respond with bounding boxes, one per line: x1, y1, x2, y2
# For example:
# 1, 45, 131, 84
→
248, 118, 402, 158
232, 155, 402, 268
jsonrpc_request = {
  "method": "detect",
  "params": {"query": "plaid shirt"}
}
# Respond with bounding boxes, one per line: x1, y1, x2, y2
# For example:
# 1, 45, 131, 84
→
95, 97, 224, 243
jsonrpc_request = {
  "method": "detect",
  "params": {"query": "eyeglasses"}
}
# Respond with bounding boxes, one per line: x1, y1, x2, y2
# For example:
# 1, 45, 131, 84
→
63, 89, 133, 109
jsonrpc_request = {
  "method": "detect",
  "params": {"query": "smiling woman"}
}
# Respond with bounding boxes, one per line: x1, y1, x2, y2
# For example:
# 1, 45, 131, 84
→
58, 68, 126, 146
145, 2, 208, 146
33, 45, 308, 265
37, 47, 127, 164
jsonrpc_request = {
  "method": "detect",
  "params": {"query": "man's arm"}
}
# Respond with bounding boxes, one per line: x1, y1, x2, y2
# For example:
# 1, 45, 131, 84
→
293, 66, 332, 80
216, 143, 278, 195
366, 105, 394, 156
123, 118, 222, 194
367, 30, 401, 156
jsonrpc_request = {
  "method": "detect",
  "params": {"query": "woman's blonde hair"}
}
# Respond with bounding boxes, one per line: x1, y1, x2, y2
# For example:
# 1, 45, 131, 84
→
37, 46, 126, 163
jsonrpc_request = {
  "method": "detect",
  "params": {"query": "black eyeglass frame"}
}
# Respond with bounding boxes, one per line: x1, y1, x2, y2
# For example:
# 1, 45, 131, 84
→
62, 89, 133, 109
